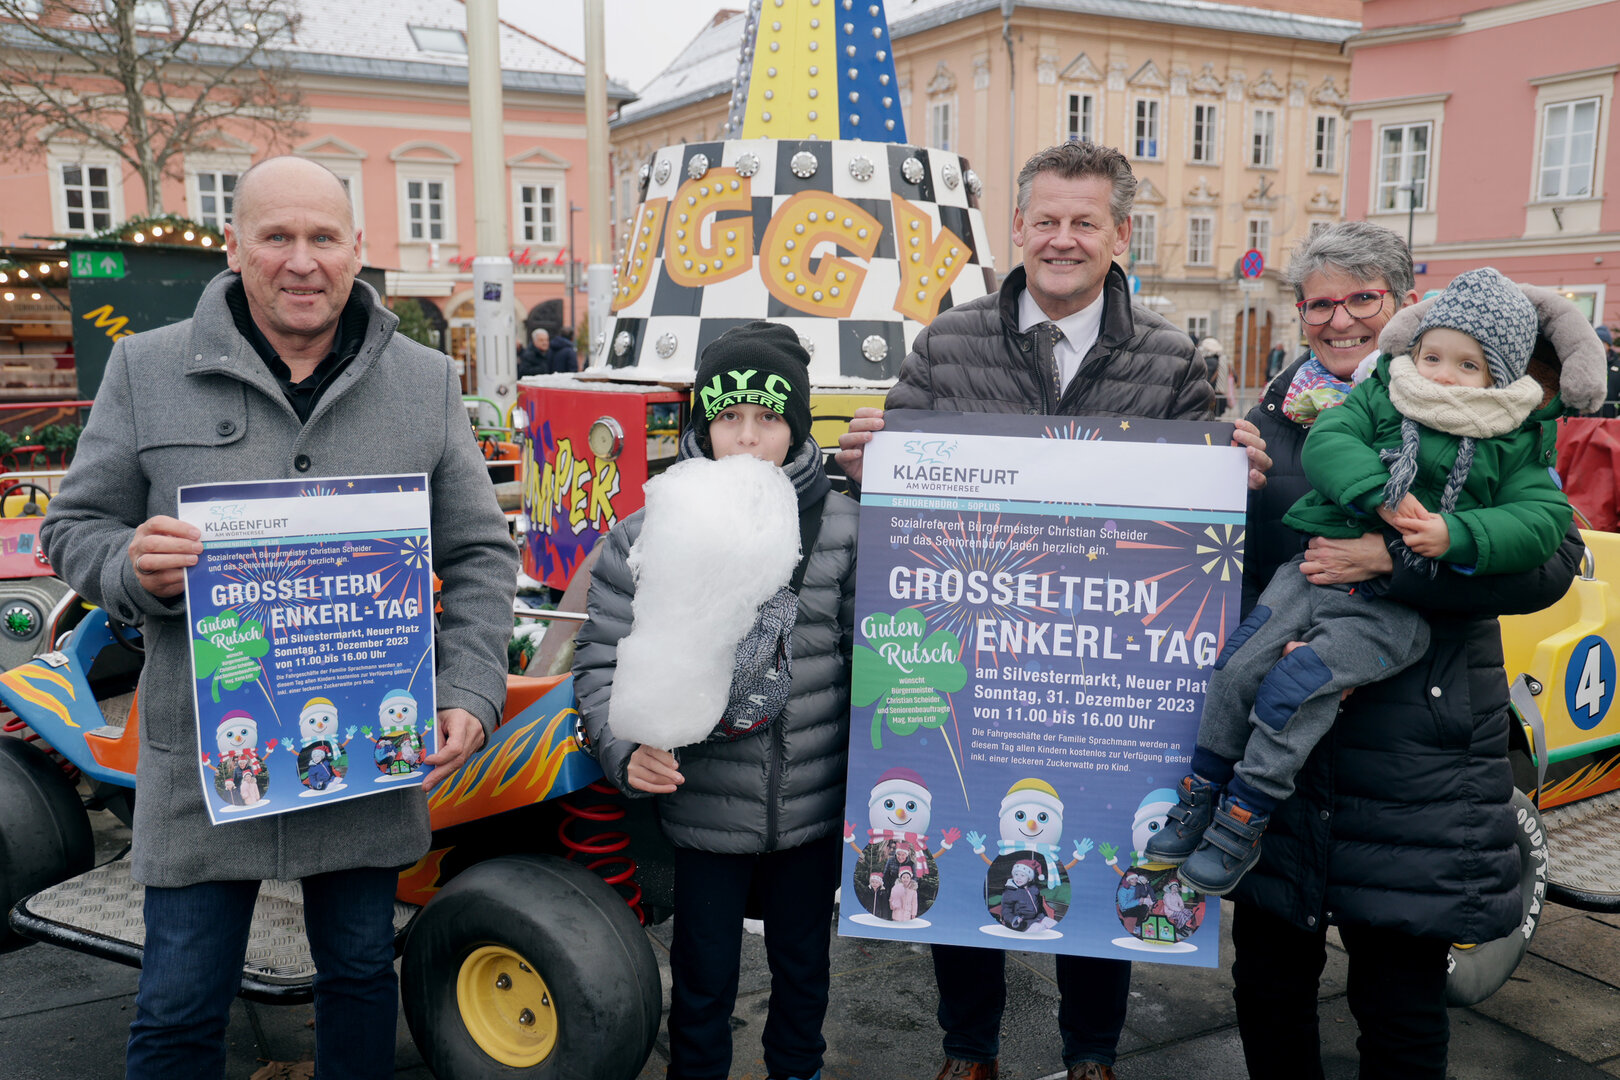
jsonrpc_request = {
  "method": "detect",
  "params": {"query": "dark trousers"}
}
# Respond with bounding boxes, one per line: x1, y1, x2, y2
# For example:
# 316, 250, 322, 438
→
668, 835, 841, 1080
1232, 901, 1452, 1080
126, 866, 401, 1080
932, 944, 1131, 1067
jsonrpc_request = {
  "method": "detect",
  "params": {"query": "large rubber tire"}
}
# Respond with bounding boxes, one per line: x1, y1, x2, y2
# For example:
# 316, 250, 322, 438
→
1445, 789, 1549, 1006
401, 854, 661, 1079
0, 736, 94, 945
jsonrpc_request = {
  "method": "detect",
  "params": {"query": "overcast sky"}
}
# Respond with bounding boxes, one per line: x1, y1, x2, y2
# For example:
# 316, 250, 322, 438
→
503, 0, 733, 93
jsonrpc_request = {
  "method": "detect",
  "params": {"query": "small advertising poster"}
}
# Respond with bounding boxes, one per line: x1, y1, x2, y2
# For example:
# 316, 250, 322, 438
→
838, 411, 1246, 968
179, 475, 436, 825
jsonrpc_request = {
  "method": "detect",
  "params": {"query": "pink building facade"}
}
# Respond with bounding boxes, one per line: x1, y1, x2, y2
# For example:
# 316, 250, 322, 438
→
1345, 0, 1620, 325
0, 0, 632, 384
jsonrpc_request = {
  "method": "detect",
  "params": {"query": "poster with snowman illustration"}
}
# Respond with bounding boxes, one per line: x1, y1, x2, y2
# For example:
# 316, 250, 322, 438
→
838, 411, 1246, 968
178, 474, 437, 825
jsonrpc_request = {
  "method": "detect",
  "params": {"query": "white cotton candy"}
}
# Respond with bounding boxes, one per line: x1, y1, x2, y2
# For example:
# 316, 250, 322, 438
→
608, 453, 801, 750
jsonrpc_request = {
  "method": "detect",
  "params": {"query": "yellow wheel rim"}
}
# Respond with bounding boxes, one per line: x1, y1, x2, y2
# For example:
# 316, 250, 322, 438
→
455, 944, 559, 1067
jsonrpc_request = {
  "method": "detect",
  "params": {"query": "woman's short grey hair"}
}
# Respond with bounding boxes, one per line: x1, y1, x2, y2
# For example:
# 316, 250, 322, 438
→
1015, 142, 1137, 227
1285, 221, 1415, 304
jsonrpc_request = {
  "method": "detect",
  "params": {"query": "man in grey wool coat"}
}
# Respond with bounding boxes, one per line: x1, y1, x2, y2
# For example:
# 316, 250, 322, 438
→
40, 156, 518, 1079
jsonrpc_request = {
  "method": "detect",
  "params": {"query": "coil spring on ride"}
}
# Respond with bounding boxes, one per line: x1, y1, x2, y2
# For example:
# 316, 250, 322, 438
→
557, 779, 646, 924
0, 713, 79, 781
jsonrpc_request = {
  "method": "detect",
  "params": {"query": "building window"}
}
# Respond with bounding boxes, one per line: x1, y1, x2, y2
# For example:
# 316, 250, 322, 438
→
1540, 97, 1599, 199
1313, 115, 1338, 171
193, 170, 237, 231
929, 100, 954, 152
1186, 314, 1211, 341
1067, 92, 1094, 144
405, 178, 446, 241
1246, 218, 1271, 261
1191, 103, 1218, 164
1377, 122, 1431, 211
1186, 215, 1213, 265
1133, 99, 1160, 159
1129, 212, 1156, 266
517, 183, 557, 244
1251, 108, 1277, 167
61, 163, 113, 233
409, 26, 466, 54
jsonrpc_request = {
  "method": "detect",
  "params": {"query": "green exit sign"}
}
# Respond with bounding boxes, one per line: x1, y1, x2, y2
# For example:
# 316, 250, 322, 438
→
70, 251, 126, 279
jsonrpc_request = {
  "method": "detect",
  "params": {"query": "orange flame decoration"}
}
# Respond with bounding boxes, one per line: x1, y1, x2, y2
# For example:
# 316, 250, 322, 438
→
395, 847, 451, 905
0, 663, 79, 729
1534, 750, 1620, 810
426, 704, 587, 829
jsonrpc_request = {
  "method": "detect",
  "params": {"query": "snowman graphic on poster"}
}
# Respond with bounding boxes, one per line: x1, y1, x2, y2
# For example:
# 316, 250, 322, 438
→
966, 778, 1094, 941
843, 767, 961, 928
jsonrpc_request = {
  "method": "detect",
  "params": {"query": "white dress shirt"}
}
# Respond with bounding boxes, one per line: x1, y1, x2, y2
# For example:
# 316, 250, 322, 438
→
1018, 287, 1106, 394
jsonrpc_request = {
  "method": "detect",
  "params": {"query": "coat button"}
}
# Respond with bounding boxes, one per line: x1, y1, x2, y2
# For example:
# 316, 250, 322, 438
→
1430, 686, 1442, 698
1306, 915, 1317, 927
294, 454, 311, 472
1020, 341, 1031, 351
1320, 810, 1330, 821
216, 420, 235, 436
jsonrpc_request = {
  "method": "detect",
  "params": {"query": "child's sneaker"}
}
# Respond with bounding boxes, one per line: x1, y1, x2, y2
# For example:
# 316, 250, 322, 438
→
1143, 774, 1218, 865
1179, 794, 1269, 896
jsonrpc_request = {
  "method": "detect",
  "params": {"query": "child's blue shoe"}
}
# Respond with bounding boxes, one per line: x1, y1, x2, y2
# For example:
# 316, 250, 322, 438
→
1143, 774, 1218, 865
1179, 794, 1268, 896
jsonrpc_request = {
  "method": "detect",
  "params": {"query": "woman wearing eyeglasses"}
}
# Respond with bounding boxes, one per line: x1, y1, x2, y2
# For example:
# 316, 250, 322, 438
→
1224, 221, 1591, 1080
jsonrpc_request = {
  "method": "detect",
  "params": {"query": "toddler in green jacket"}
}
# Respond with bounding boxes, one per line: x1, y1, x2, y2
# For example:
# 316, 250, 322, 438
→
1147, 267, 1572, 895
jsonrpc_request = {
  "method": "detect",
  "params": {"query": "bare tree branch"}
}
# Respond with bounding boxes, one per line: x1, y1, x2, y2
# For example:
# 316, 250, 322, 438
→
0, 0, 306, 216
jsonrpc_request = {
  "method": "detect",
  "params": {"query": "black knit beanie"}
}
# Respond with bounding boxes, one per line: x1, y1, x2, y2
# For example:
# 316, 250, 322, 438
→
691, 320, 813, 455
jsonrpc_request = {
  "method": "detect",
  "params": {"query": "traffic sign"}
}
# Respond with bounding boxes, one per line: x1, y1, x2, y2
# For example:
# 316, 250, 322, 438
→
1239, 278, 1266, 292
70, 251, 125, 279
1128, 273, 1141, 294
1241, 249, 1264, 278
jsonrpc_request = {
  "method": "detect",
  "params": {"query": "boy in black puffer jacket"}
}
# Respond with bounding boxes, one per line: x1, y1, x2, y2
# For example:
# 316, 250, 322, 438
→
574, 321, 857, 1080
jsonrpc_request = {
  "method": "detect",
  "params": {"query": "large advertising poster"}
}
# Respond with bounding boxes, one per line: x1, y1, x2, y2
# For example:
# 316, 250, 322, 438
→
839, 411, 1246, 968
178, 475, 436, 825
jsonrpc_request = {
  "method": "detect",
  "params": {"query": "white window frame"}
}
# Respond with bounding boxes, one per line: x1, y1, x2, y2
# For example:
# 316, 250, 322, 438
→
1129, 211, 1157, 266
1186, 314, 1211, 341
48, 147, 123, 235
1186, 214, 1214, 266
1245, 218, 1271, 262
1132, 97, 1162, 160
1250, 107, 1278, 168
1313, 114, 1338, 172
928, 98, 956, 153
1522, 67, 1615, 237
1377, 121, 1432, 212
1538, 96, 1600, 201
392, 150, 458, 246
185, 149, 250, 231
1189, 102, 1219, 165
1347, 92, 1445, 245
512, 170, 565, 247
1066, 91, 1095, 144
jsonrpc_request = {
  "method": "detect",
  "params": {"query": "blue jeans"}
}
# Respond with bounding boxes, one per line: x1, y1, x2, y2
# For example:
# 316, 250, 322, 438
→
932, 944, 1131, 1067
126, 866, 401, 1080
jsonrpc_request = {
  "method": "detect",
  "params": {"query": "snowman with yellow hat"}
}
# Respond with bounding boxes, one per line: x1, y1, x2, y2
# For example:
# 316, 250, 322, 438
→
965, 778, 1095, 939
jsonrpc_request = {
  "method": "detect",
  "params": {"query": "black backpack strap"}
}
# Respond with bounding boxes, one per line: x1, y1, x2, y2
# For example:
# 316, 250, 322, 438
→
789, 496, 827, 594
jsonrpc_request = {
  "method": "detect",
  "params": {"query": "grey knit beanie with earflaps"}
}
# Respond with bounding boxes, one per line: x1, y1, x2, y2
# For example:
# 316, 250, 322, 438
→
1380, 267, 1539, 533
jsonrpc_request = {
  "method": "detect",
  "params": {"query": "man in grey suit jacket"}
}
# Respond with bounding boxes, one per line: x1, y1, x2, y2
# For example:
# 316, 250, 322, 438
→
40, 156, 518, 1079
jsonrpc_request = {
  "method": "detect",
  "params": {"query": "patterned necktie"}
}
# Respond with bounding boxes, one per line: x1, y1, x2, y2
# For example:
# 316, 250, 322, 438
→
1038, 321, 1065, 401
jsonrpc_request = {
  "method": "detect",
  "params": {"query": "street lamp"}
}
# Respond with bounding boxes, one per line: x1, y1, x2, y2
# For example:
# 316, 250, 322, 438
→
1404, 181, 1421, 252
567, 200, 583, 333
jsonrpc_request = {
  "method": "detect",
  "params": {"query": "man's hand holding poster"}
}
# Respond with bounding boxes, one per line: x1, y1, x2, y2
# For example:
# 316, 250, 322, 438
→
179, 474, 436, 825
839, 411, 1247, 967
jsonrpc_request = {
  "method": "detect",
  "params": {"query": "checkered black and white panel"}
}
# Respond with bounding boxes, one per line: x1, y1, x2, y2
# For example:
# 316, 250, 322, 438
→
597, 139, 996, 385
